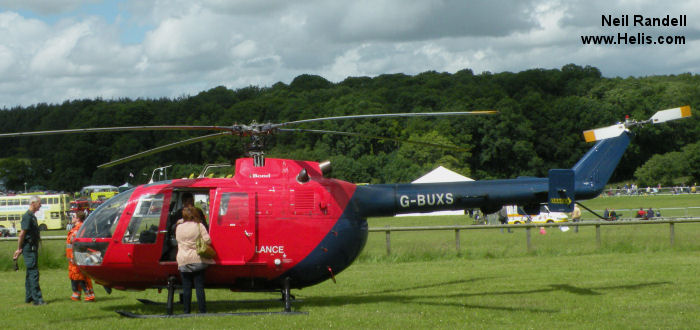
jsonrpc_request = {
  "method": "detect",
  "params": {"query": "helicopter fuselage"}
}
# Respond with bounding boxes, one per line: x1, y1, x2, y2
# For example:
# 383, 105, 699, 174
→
73, 132, 631, 292
74, 157, 366, 291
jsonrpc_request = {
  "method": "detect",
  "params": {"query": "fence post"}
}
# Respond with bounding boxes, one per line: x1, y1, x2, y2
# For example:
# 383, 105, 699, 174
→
596, 224, 601, 248
669, 222, 675, 246
455, 229, 461, 255
526, 226, 532, 252
385, 225, 391, 255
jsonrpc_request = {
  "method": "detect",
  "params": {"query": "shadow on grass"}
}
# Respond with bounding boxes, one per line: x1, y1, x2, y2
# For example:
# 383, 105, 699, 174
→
99, 295, 293, 317
299, 280, 672, 314
93, 279, 672, 317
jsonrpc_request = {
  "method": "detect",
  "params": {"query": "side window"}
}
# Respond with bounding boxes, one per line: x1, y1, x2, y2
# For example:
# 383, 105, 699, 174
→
218, 192, 248, 225
123, 193, 164, 244
193, 192, 210, 223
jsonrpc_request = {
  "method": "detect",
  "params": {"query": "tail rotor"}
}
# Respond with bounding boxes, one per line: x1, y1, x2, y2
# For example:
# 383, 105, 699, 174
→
583, 106, 692, 143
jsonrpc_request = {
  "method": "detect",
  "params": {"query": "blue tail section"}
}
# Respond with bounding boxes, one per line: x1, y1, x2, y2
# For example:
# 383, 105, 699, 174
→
350, 132, 632, 219
572, 132, 631, 199
548, 169, 575, 212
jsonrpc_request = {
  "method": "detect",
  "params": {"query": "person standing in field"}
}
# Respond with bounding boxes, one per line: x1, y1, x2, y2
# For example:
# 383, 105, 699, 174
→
66, 211, 95, 301
176, 206, 214, 313
571, 204, 582, 233
13, 195, 46, 305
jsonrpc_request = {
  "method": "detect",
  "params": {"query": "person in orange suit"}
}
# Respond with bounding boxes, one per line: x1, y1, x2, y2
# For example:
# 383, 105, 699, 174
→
66, 211, 95, 301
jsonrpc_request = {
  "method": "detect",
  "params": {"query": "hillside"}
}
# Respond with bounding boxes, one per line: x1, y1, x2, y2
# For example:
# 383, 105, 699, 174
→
1, 64, 699, 192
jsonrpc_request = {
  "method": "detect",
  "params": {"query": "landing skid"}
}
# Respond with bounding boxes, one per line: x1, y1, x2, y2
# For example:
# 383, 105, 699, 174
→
117, 277, 305, 317
136, 296, 302, 306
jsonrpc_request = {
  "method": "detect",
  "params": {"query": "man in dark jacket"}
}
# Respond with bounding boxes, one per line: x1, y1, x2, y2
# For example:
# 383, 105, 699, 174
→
13, 196, 46, 305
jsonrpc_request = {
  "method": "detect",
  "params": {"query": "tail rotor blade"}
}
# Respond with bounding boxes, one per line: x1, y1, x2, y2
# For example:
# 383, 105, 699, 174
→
649, 105, 691, 124
583, 124, 626, 143
584, 105, 691, 142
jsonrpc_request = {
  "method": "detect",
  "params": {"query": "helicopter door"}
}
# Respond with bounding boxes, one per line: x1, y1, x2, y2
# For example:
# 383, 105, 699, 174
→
120, 193, 167, 265
210, 190, 255, 264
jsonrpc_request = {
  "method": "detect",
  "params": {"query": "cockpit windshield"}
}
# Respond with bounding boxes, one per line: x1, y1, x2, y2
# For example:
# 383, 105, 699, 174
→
78, 190, 133, 238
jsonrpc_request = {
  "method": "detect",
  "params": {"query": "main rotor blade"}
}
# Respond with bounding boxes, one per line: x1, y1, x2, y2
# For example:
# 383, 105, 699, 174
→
275, 110, 497, 127
98, 132, 228, 168
279, 128, 470, 152
0, 125, 234, 138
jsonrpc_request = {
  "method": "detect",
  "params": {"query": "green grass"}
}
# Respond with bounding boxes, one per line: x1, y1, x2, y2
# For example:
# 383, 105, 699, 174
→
359, 216, 700, 262
2, 250, 699, 328
1, 194, 699, 328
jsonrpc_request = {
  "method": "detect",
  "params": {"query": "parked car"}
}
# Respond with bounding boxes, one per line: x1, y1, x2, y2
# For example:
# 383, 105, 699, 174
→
506, 205, 569, 224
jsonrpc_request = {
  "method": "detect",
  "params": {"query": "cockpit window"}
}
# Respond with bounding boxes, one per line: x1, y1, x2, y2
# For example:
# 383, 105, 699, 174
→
123, 193, 164, 244
79, 190, 132, 238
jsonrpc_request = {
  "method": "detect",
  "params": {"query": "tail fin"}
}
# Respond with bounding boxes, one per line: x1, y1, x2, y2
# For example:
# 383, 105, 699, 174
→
572, 106, 691, 199
571, 132, 631, 199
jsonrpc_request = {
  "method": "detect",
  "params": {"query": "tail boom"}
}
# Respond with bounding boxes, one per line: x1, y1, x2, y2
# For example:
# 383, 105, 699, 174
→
353, 133, 631, 218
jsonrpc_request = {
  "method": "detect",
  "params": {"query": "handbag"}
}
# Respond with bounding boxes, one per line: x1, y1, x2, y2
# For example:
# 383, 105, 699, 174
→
196, 225, 216, 259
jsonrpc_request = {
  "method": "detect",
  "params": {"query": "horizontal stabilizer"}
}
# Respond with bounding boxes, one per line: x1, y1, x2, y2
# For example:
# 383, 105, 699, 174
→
650, 106, 691, 124
583, 124, 626, 143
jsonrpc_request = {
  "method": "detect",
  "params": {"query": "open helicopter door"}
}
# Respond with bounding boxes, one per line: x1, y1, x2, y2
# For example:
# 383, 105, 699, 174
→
210, 189, 256, 264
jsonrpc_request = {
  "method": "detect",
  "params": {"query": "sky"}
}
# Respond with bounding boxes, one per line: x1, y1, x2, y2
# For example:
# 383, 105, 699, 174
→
0, 0, 698, 108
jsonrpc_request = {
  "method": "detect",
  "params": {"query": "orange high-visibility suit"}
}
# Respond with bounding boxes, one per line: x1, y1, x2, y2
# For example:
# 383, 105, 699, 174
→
66, 221, 95, 301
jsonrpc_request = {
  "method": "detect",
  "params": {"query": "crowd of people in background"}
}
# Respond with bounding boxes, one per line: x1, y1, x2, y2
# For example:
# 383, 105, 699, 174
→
603, 207, 661, 221
607, 183, 697, 196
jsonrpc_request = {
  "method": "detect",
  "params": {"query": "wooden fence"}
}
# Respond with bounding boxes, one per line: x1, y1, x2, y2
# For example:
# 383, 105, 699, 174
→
369, 218, 700, 255
4, 218, 699, 255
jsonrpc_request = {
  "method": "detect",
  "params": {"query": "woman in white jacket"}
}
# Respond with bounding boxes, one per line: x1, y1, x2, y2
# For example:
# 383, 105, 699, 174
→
176, 206, 214, 314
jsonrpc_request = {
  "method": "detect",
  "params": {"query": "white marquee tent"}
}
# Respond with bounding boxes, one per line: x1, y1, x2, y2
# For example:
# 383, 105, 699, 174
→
397, 166, 473, 217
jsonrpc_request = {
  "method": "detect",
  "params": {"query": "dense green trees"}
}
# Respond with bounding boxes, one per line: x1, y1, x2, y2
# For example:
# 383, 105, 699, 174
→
634, 141, 700, 187
0, 64, 698, 192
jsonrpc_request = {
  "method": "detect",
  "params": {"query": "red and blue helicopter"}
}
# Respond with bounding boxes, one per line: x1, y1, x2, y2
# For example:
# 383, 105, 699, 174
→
0, 106, 691, 316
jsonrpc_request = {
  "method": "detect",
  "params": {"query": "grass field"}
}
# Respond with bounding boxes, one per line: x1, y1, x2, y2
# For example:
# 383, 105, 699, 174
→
1, 194, 699, 328
2, 250, 699, 328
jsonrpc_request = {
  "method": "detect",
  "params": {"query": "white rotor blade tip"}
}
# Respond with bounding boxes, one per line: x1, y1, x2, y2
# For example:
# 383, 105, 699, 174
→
650, 105, 692, 124
583, 124, 626, 142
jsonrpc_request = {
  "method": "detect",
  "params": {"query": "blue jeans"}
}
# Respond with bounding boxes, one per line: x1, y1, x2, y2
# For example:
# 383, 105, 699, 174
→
180, 269, 206, 313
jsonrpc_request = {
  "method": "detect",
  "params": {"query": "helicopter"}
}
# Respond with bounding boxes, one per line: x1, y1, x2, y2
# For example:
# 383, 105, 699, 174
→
0, 106, 691, 317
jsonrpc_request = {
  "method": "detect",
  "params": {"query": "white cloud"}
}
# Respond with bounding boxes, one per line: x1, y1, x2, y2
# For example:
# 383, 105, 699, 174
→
0, 0, 100, 15
0, 0, 699, 108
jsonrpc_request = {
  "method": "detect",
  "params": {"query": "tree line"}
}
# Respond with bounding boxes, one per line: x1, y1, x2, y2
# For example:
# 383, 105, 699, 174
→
1, 64, 699, 193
